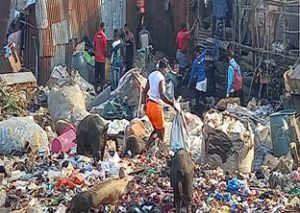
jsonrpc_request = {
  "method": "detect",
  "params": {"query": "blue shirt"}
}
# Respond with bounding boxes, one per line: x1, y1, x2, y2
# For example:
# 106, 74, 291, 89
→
213, 0, 227, 18
227, 58, 241, 94
189, 47, 207, 87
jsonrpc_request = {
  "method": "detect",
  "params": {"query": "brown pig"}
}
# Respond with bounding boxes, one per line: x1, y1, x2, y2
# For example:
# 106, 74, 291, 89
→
67, 168, 132, 213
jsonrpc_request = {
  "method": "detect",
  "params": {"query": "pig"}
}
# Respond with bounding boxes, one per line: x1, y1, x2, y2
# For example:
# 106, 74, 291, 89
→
76, 115, 109, 163
123, 135, 146, 157
170, 148, 194, 213
67, 168, 132, 213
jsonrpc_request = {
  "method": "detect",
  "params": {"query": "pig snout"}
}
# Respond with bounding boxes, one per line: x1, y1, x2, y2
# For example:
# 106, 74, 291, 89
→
170, 149, 194, 213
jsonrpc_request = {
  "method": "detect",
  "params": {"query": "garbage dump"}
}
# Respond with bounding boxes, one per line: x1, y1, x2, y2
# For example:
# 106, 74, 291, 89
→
2, 2, 300, 212
0, 72, 298, 212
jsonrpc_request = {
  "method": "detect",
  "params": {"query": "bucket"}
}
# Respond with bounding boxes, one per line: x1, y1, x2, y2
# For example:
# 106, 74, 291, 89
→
51, 128, 77, 153
270, 109, 297, 157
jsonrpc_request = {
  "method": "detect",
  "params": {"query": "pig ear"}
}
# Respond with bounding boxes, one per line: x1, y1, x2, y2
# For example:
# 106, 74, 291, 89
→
119, 167, 126, 179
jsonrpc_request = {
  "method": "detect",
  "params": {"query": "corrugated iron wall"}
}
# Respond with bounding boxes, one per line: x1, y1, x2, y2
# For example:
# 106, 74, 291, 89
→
33, 0, 101, 85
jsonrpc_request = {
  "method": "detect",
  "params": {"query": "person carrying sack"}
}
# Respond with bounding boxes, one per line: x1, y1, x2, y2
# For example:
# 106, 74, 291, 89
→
226, 52, 242, 100
143, 61, 177, 151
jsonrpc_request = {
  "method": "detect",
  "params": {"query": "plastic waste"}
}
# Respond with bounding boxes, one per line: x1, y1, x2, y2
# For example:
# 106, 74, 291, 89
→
51, 128, 77, 153
100, 152, 121, 177
227, 178, 240, 192
0, 117, 49, 156
0, 190, 6, 207
170, 108, 189, 152
289, 187, 300, 197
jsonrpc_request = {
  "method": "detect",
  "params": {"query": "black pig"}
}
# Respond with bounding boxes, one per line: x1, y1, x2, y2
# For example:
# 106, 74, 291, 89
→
76, 114, 109, 163
170, 148, 194, 213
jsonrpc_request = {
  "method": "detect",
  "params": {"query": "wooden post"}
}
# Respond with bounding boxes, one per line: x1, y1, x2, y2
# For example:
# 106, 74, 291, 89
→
186, 0, 190, 28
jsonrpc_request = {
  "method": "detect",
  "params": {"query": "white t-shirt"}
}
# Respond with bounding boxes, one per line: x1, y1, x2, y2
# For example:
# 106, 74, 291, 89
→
140, 34, 149, 49
148, 71, 165, 105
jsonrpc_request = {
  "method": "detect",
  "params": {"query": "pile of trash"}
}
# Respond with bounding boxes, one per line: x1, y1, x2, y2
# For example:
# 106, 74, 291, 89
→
0, 62, 300, 213
0, 83, 27, 118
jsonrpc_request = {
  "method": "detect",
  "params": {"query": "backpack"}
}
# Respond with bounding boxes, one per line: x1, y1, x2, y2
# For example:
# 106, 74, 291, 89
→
230, 64, 242, 91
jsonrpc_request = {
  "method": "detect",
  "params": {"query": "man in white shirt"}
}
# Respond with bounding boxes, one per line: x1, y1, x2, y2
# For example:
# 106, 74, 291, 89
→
139, 25, 152, 49
143, 61, 175, 149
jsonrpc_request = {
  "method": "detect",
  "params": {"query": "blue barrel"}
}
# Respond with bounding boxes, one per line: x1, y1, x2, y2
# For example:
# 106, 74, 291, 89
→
270, 109, 297, 157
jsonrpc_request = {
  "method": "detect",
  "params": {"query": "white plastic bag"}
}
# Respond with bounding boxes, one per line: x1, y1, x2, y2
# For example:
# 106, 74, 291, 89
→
170, 111, 189, 152
0, 117, 49, 156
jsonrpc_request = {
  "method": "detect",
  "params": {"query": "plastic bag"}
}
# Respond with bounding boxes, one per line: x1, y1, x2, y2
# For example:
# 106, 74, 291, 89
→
0, 190, 6, 207
170, 111, 189, 152
0, 117, 49, 156
48, 83, 87, 122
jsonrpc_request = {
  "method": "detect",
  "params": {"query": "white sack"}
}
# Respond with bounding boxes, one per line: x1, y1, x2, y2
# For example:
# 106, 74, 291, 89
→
170, 111, 189, 152
0, 117, 48, 156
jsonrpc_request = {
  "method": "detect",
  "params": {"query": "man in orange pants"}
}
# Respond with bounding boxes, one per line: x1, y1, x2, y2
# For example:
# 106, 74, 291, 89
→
143, 61, 176, 149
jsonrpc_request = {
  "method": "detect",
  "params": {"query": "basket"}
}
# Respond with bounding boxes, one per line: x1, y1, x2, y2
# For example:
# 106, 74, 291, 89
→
51, 128, 76, 153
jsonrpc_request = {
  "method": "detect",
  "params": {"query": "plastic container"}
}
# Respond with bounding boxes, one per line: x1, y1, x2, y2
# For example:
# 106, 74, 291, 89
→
51, 128, 76, 153
270, 109, 297, 157
72, 53, 95, 84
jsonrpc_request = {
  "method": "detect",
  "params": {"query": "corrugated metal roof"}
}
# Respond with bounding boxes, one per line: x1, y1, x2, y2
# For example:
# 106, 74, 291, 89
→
51, 20, 70, 45
35, 0, 48, 29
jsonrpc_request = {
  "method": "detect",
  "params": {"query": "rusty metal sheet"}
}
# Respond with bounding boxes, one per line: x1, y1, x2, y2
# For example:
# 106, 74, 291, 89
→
39, 57, 52, 85
68, 1, 80, 39
47, 0, 65, 24
35, 0, 48, 29
51, 20, 70, 45
39, 28, 55, 57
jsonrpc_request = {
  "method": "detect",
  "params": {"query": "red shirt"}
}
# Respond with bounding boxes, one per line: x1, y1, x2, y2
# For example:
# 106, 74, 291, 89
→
176, 30, 191, 52
94, 30, 107, 63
